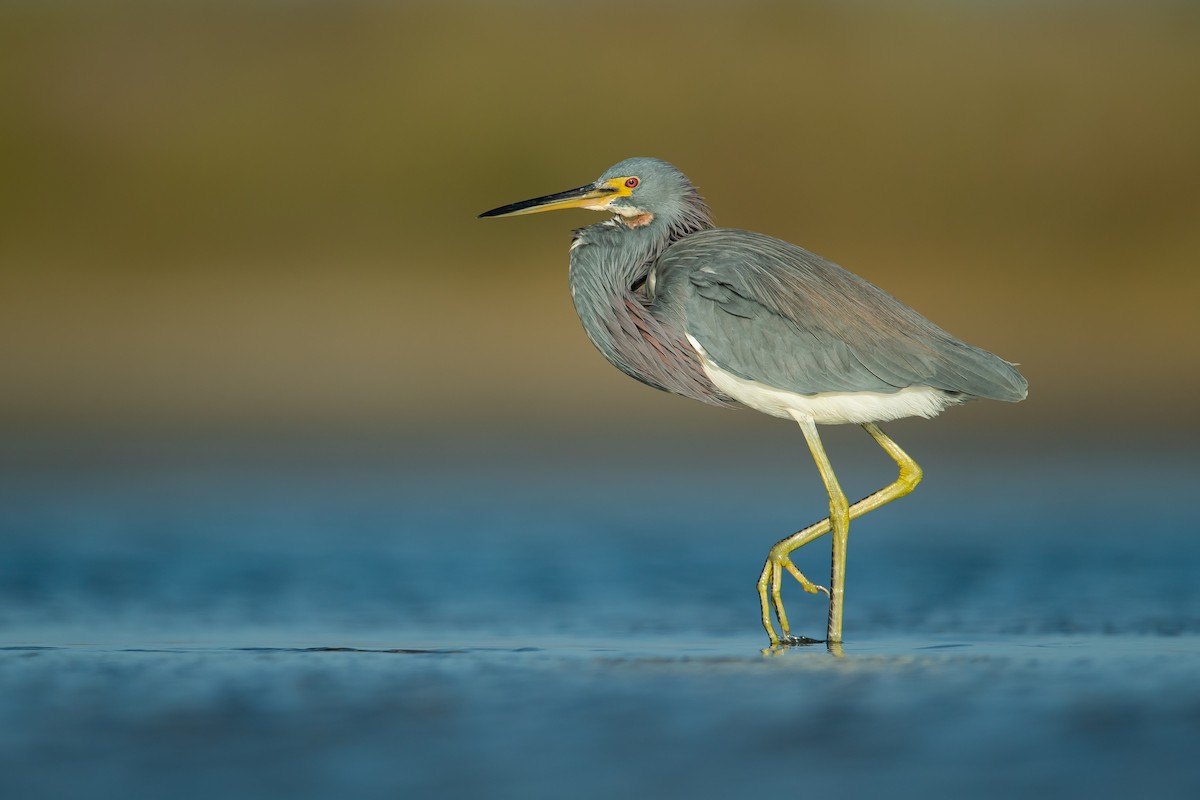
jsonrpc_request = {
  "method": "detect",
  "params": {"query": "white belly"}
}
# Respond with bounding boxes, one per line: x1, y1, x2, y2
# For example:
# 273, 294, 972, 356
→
687, 335, 960, 425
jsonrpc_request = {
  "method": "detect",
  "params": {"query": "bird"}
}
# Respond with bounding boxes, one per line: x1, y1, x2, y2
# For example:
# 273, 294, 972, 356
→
479, 157, 1027, 647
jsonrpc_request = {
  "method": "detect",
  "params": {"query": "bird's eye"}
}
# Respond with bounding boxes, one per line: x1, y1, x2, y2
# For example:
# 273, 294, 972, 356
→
625, 177, 639, 189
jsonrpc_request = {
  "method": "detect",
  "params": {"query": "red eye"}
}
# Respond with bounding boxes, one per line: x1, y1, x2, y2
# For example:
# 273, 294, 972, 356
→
625, 177, 639, 189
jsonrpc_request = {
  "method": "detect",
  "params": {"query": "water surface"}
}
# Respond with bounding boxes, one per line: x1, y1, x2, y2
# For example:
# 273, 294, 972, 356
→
2, 438, 1198, 798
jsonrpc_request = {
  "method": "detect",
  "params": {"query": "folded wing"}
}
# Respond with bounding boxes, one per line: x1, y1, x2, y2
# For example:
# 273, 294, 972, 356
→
651, 229, 1028, 401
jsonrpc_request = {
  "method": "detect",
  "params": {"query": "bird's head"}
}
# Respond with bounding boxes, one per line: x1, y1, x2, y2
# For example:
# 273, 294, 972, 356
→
479, 157, 701, 230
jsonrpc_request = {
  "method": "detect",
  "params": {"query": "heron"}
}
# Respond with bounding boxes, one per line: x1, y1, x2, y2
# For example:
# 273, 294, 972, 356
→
479, 157, 1027, 646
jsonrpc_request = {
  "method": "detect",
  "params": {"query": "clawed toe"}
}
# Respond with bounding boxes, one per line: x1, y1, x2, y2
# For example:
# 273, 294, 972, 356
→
781, 560, 826, 598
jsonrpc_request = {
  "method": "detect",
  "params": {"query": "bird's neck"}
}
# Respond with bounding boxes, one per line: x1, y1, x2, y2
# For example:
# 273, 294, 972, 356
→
569, 202, 713, 294
566, 212, 728, 407
569, 219, 663, 298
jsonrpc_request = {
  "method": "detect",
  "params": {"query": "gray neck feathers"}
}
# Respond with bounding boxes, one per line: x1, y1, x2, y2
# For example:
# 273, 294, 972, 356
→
566, 189, 730, 406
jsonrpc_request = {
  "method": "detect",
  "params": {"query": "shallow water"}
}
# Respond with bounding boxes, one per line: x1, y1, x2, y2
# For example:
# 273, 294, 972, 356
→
2, 438, 1199, 798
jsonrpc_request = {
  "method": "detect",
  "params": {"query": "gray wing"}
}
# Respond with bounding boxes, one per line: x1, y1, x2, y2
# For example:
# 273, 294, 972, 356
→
651, 229, 1027, 400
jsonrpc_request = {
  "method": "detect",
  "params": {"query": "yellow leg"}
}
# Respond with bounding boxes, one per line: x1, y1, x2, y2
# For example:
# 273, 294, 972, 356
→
795, 416, 851, 643
757, 421, 923, 646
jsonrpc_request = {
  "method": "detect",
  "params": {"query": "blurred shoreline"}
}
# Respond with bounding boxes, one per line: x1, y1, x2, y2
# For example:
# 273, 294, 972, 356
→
3, 1, 1197, 445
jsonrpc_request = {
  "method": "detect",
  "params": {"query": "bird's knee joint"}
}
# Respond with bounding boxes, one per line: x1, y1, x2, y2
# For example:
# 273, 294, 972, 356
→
901, 463, 923, 489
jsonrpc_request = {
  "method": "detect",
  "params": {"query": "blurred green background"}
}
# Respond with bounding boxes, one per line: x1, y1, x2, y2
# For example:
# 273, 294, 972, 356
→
2, 0, 1198, 447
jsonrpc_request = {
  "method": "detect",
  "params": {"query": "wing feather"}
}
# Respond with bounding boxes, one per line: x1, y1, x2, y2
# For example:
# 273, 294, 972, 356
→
651, 229, 1027, 400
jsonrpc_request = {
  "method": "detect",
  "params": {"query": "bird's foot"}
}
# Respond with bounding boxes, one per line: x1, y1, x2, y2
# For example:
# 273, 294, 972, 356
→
780, 633, 823, 646
760, 634, 824, 656
758, 554, 830, 649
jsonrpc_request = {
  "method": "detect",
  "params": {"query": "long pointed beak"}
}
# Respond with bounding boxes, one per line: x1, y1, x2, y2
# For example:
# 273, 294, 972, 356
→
478, 182, 619, 218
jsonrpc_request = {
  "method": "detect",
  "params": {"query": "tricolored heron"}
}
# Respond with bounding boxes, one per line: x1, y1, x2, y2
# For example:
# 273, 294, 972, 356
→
479, 157, 1027, 646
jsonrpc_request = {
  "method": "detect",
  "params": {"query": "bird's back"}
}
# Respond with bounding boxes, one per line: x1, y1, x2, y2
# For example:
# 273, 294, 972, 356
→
650, 228, 1028, 403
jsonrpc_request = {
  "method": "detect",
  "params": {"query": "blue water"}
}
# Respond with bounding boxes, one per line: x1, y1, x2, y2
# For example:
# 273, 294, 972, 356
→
2, 433, 1199, 798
